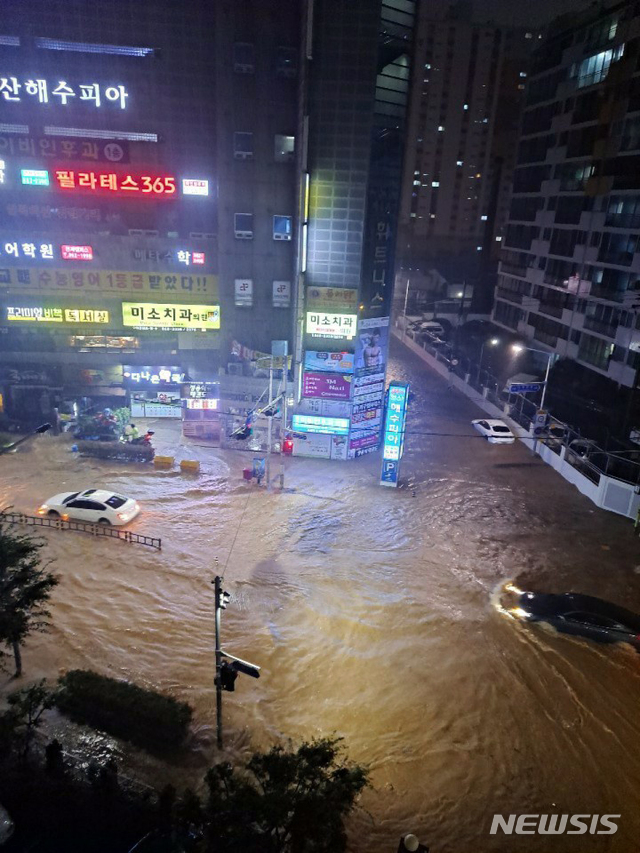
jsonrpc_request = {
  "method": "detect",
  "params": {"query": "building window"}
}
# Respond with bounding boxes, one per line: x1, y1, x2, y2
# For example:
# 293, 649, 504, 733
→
234, 213, 253, 239
273, 215, 292, 240
34, 38, 154, 56
234, 43, 255, 74
276, 46, 297, 77
571, 44, 625, 89
234, 132, 254, 160
274, 134, 295, 162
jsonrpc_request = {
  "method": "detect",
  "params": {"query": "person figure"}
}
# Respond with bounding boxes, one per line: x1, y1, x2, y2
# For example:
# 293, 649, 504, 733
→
363, 328, 383, 369
129, 423, 140, 442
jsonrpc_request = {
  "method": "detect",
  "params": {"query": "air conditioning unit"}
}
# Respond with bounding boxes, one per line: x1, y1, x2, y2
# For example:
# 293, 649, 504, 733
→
235, 230, 253, 239
234, 151, 253, 160
273, 233, 291, 241
234, 62, 254, 73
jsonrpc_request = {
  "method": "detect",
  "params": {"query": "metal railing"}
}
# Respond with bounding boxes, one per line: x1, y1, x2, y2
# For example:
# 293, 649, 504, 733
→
4, 512, 161, 550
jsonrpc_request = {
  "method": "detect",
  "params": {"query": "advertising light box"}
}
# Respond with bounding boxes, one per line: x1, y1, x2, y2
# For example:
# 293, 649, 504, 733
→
291, 414, 350, 436
380, 381, 410, 488
61, 244, 93, 261
6, 306, 109, 324
302, 371, 352, 401
306, 312, 357, 340
122, 302, 220, 331
182, 179, 209, 196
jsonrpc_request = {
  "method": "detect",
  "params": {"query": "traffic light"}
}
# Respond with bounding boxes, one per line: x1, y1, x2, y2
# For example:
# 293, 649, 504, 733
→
216, 661, 238, 692
217, 589, 230, 611
263, 406, 278, 417
283, 436, 294, 455
233, 425, 252, 440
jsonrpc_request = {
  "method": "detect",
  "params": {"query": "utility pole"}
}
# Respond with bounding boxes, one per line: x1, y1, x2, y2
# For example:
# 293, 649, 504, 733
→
213, 574, 224, 749
402, 276, 410, 339
266, 352, 274, 490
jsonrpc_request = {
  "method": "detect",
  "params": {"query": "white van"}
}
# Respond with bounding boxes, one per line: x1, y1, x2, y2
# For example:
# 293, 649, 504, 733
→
417, 320, 445, 337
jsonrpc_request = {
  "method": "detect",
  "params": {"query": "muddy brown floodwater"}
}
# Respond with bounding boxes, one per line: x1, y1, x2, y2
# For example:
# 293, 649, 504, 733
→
1, 337, 640, 853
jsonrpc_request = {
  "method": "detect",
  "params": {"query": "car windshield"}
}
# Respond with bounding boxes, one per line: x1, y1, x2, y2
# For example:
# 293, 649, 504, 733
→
492, 425, 511, 433
105, 495, 127, 509
62, 492, 79, 504
82, 489, 96, 496
565, 611, 619, 629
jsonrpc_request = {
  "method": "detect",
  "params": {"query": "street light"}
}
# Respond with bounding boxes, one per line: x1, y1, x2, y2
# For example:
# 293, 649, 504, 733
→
510, 343, 555, 409
478, 337, 500, 381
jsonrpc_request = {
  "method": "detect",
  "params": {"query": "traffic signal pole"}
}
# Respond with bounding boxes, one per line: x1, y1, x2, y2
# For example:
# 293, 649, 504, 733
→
214, 575, 223, 749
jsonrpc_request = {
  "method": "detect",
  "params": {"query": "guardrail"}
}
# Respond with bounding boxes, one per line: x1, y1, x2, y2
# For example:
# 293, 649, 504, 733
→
4, 512, 161, 550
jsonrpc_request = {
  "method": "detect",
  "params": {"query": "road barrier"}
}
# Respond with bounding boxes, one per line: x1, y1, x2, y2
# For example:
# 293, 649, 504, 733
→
180, 459, 200, 473
4, 512, 161, 550
153, 455, 175, 468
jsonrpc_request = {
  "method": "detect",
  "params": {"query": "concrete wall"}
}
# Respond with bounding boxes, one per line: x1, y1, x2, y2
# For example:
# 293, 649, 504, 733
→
394, 328, 640, 521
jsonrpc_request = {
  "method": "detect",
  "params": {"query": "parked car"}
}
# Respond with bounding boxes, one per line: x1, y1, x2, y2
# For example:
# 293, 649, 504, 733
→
568, 438, 600, 458
416, 320, 446, 337
471, 418, 515, 444
38, 489, 141, 526
501, 584, 640, 649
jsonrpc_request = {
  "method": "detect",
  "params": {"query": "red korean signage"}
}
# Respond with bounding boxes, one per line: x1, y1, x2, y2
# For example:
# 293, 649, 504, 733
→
61, 244, 93, 261
52, 167, 177, 199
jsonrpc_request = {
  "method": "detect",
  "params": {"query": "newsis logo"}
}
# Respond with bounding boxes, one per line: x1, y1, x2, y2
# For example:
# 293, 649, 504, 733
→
490, 814, 620, 836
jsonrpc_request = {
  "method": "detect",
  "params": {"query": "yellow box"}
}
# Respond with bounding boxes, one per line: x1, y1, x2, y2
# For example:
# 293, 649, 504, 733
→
154, 455, 174, 467
180, 459, 200, 473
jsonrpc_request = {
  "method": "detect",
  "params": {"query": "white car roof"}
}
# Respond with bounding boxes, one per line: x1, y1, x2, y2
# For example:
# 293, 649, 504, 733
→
78, 489, 125, 502
484, 419, 510, 427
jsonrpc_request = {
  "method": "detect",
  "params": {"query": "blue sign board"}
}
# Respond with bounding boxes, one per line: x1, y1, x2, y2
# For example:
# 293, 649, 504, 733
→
509, 383, 542, 394
380, 381, 409, 487
291, 414, 350, 436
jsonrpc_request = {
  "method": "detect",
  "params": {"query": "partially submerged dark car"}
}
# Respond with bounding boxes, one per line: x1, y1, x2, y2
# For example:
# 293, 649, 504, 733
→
499, 583, 640, 648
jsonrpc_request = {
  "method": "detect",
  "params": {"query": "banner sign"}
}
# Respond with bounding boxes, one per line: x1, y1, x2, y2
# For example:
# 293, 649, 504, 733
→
122, 303, 220, 331
380, 381, 410, 487
273, 280, 291, 308
304, 350, 354, 374
354, 317, 390, 376
0, 267, 218, 299
302, 371, 352, 401
306, 287, 358, 310
6, 305, 108, 324
234, 278, 253, 307
291, 414, 350, 436
0, 134, 129, 162
306, 311, 357, 340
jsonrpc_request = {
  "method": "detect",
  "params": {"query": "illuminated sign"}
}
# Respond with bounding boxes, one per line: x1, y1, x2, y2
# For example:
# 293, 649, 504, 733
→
306, 312, 357, 340
2, 241, 53, 259
7, 306, 109, 323
302, 372, 351, 401
21, 169, 49, 186
53, 169, 176, 198
292, 414, 350, 436
123, 366, 185, 386
122, 302, 220, 331
0, 134, 129, 162
380, 381, 410, 487
61, 245, 93, 261
186, 398, 218, 410
177, 250, 205, 266
0, 268, 218, 299
304, 351, 354, 374
182, 179, 209, 196
188, 382, 219, 399
0, 77, 129, 108
306, 287, 358, 310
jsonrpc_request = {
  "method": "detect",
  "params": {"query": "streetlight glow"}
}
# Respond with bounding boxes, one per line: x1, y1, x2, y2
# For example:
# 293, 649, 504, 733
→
512, 343, 524, 354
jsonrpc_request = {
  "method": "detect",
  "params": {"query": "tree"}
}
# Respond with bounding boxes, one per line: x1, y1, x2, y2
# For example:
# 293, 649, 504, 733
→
5, 679, 55, 759
0, 513, 59, 676
204, 736, 369, 853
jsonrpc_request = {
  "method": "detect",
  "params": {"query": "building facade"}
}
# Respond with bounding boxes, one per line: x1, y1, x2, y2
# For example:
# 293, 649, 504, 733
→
0, 0, 300, 424
493, 0, 640, 393
397, 2, 534, 310
293, 0, 415, 460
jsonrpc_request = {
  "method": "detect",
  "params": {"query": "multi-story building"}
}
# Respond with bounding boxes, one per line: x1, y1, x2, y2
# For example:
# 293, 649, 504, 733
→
398, 2, 534, 310
293, 0, 415, 460
492, 0, 640, 402
0, 0, 300, 425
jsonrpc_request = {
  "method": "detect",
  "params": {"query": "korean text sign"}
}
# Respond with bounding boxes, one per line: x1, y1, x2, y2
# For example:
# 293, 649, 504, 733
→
306, 312, 357, 340
53, 168, 176, 198
382, 382, 409, 463
6, 306, 109, 324
122, 302, 220, 331
0, 268, 218, 299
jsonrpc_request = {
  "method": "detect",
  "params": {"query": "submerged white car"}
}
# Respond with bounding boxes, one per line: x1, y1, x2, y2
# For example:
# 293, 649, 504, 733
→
471, 418, 515, 444
38, 489, 140, 526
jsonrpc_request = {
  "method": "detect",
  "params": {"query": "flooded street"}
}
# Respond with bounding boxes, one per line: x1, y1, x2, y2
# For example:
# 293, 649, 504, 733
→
2, 336, 640, 853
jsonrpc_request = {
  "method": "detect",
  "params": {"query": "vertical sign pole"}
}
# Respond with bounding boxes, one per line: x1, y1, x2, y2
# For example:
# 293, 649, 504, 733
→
214, 575, 223, 749
266, 353, 274, 490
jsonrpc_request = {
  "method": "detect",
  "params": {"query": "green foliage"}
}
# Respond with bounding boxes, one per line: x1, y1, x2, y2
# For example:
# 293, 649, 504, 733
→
4, 680, 55, 758
205, 736, 369, 853
0, 513, 59, 675
55, 670, 193, 753
76, 440, 154, 462
113, 407, 131, 435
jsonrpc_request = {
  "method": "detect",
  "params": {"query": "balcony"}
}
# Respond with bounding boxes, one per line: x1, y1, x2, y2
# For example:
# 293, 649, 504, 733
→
499, 262, 530, 279
532, 329, 559, 347
589, 285, 625, 303
538, 301, 565, 319
597, 249, 634, 266
496, 287, 526, 304
604, 212, 640, 228
583, 315, 619, 338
